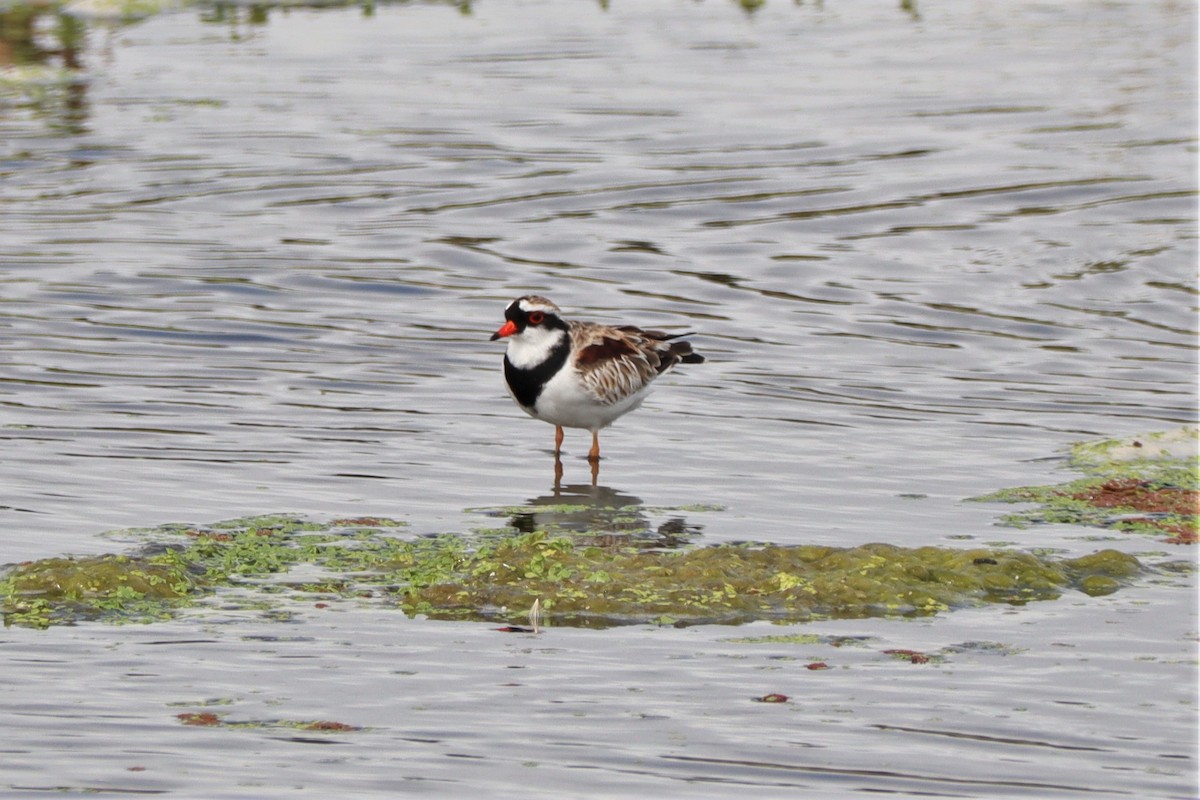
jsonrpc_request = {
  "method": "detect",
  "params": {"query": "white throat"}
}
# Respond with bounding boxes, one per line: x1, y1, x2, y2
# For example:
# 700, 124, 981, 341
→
506, 325, 568, 369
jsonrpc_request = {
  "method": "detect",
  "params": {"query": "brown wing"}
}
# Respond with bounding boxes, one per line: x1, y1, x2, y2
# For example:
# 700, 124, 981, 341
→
570, 321, 701, 405
619, 326, 704, 371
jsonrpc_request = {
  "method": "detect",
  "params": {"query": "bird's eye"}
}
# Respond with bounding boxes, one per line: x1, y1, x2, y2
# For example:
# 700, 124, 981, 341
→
527, 311, 545, 324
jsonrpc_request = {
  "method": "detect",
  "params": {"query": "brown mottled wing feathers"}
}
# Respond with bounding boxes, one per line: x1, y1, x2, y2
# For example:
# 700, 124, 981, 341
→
570, 321, 700, 405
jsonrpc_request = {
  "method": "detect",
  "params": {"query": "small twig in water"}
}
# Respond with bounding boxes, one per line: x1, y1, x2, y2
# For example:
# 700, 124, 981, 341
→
529, 597, 542, 634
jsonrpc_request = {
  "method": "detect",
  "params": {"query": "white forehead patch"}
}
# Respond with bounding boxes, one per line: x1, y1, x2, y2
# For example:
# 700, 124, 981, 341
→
517, 296, 561, 314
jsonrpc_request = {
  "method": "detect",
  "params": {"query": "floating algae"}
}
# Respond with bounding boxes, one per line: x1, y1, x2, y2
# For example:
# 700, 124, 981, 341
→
0, 516, 409, 628
1, 551, 195, 627
1, 515, 1142, 629
396, 532, 1141, 627
974, 427, 1198, 544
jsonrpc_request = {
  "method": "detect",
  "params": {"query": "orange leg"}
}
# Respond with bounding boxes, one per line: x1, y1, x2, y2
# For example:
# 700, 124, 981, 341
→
587, 430, 600, 463
554, 425, 564, 457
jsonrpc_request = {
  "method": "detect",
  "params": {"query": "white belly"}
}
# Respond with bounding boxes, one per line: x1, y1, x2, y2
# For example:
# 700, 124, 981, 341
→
523, 366, 649, 431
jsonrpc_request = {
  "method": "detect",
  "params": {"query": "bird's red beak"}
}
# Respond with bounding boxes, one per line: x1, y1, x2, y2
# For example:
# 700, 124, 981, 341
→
490, 320, 519, 341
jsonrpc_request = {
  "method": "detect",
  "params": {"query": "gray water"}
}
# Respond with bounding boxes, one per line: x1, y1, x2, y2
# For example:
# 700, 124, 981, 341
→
1, 0, 1196, 797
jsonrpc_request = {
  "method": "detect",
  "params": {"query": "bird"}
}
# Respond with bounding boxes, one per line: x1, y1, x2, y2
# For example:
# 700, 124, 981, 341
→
490, 295, 704, 464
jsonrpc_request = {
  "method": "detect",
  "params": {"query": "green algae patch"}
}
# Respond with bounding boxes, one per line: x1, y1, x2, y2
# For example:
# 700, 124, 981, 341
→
1, 514, 1142, 629
1, 553, 196, 627
5, 554, 191, 599
1, 515, 411, 628
973, 427, 1198, 544
394, 533, 1141, 626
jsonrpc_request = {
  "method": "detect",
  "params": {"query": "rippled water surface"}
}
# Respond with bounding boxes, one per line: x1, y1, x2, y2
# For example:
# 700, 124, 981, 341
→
1, 0, 1196, 797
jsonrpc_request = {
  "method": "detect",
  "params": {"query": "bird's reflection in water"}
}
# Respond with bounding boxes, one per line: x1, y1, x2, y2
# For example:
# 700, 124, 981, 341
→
554, 452, 599, 489
506, 480, 702, 551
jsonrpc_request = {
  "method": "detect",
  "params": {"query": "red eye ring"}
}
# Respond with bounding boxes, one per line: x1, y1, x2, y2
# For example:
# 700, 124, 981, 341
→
527, 311, 545, 324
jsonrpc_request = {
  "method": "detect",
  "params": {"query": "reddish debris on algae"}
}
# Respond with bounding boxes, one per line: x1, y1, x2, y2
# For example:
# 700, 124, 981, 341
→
1066, 478, 1197, 516
185, 530, 233, 541
177, 712, 221, 726
1064, 478, 1198, 544
883, 649, 931, 664
303, 721, 360, 732
1163, 528, 1198, 545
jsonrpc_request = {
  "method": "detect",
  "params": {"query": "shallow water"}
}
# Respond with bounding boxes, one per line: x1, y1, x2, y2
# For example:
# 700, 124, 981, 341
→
1, 0, 1196, 797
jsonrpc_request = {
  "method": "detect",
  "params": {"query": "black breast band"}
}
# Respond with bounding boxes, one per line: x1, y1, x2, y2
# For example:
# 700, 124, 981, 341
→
504, 337, 571, 410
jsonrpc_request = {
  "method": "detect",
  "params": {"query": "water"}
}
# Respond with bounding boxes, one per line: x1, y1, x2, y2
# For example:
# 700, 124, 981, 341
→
1, 0, 1196, 796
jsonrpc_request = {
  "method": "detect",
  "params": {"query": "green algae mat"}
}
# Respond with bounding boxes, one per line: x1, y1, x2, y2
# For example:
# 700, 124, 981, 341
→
3, 428, 1193, 629
0, 516, 1141, 629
